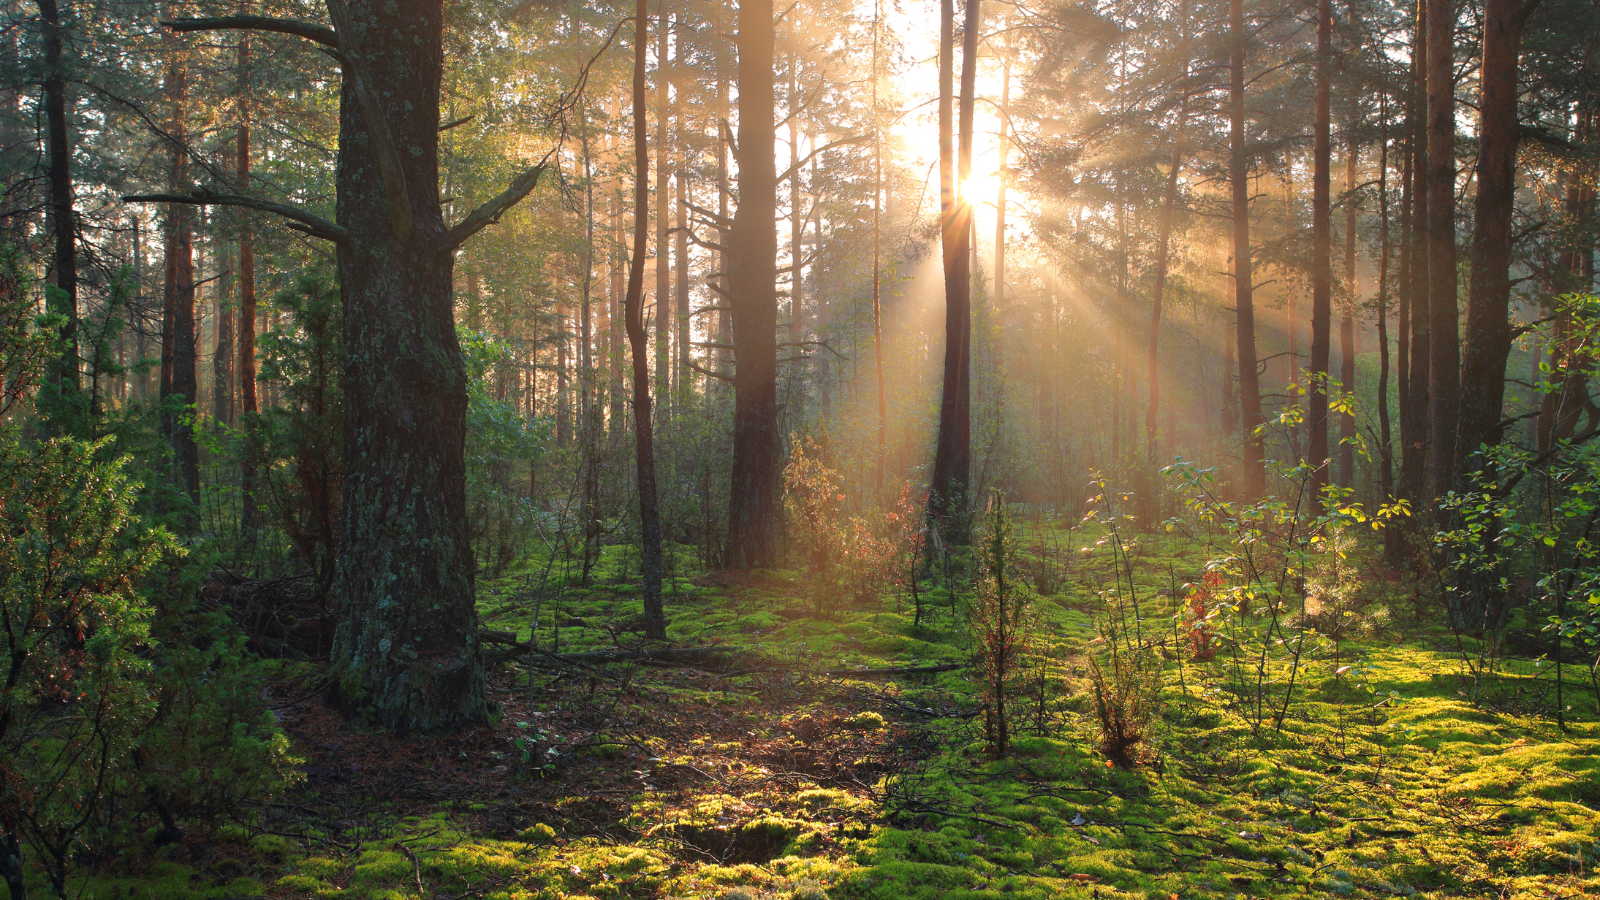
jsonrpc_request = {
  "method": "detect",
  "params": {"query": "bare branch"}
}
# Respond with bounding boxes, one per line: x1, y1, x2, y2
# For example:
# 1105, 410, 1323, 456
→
778, 134, 871, 184
446, 159, 552, 250
162, 15, 339, 50
685, 358, 733, 383
123, 190, 348, 244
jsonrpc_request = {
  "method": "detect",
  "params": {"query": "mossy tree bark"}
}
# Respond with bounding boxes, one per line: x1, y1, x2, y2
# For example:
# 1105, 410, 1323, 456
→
326, 0, 485, 733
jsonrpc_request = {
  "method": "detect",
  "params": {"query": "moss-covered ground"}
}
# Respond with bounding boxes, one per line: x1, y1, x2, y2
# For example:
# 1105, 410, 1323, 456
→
52, 523, 1600, 899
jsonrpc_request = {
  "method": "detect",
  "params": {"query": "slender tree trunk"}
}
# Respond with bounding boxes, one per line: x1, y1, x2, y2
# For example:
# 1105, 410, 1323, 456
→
726, 0, 781, 568
993, 21, 1010, 311
1147, 89, 1189, 464
929, 0, 977, 540
1459, 0, 1532, 462
610, 186, 628, 436
1378, 119, 1396, 512
214, 248, 234, 424
580, 103, 601, 584
654, 3, 671, 422
1401, 2, 1431, 509
872, 0, 886, 493
1310, 0, 1333, 497
627, 0, 667, 636
1230, 0, 1265, 495
1426, 0, 1459, 492
675, 170, 690, 409
162, 41, 200, 508
1340, 144, 1357, 488
38, 0, 76, 398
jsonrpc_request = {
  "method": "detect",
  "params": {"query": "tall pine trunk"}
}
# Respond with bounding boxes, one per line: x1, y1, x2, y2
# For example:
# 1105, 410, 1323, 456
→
929, 0, 976, 540
161, 40, 199, 510
1310, 0, 1333, 497
626, 0, 667, 637
38, 0, 76, 398
1230, 0, 1265, 495
726, 0, 781, 568
1459, 0, 1531, 461
1340, 144, 1357, 488
1425, 0, 1459, 492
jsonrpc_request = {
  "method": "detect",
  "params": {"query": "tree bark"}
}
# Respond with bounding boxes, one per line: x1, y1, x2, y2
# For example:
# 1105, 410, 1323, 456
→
1426, 0, 1459, 492
1458, 0, 1534, 462
1340, 144, 1357, 489
161, 39, 200, 509
726, 0, 781, 568
654, 3, 671, 422
1310, 0, 1332, 496
1147, 89, 1189, 465
929, 0, 976, 540
627, 0, 667, 638
38, 0, 76, 399
327, 0, 486, 733
1400, 2, 1431, 510
1230, 0, 1265, 495
214, 248, 234, 424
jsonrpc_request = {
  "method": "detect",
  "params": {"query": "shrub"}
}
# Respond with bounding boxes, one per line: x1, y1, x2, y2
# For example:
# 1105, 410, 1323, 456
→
1087, 626, 1163, 769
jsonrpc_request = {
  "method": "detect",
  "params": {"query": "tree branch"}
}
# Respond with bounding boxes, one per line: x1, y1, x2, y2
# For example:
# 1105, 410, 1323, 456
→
685, 358, 733, 383
778, 134, 871, 184
446, 159, 551, 250
161, 15, 339, 50
123, 190, 348, 244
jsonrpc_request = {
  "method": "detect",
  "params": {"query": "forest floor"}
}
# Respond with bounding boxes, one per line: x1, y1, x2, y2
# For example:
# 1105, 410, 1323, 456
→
63, 525, 1600, 900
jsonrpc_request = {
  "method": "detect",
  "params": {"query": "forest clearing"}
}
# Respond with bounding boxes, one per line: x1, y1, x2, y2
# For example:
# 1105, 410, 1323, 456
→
4, 0, 1600, 896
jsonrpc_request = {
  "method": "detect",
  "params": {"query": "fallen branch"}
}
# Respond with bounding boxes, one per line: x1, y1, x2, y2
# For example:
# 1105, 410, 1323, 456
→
822, 663, 967, 678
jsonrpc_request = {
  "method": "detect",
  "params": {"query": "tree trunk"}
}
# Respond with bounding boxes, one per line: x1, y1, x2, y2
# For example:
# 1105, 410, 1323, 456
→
38, 0, 76, 399
214, 248, 234, 424
162, 41, 200, 509
238, 33, 259, 537
1311, 0, 1332, 496
654, 4, 671, 423
1401, 4, 1431, 510
1340, 144, 1357, 488
870, 0, 887, 493
1426, 0, 1459, 493
1378, 120, 1401, 561
929, 0, 976, 540
1230, 0, 1265, 495
726, 0, 781, 568
327, 0, 485, 734
1458, 0, 1530, 463
627, 0, 667, 638
1147, 89, 1189, 465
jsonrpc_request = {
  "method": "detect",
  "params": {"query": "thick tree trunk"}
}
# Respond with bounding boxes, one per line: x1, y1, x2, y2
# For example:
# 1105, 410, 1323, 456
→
725, 0, 781, 568
38, 0, 76, 398
627, 0, 667, 638
929, 0, 976, 540
328, 0, 484, 734
1458, 0, 1530, 463
1309, 0, 1332, 496
1426, 0, 1459, 493
1230, 0, 1265, 495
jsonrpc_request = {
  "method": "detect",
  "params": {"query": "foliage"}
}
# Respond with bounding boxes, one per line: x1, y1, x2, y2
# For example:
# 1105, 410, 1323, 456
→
782, 437, 915, 615
256, 272, 344, 587
461, 328, 548, 576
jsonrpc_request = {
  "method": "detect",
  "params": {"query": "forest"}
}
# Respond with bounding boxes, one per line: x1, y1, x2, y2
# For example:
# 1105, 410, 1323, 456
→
1, 0, 1599, 896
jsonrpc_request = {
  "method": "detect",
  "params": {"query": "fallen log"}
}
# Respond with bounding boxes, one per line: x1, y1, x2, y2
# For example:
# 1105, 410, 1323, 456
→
481, 636, 743, 667
821, 663, 967, 678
